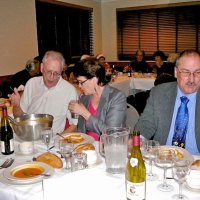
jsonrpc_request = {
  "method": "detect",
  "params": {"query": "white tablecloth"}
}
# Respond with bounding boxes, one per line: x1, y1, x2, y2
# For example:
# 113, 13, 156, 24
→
110, 74, 155, 97
0, 142, 199, 200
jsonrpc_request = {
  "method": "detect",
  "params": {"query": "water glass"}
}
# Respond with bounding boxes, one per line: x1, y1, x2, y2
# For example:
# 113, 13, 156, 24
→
155, 148, 175, 192
41, 127, 53, 151
172, 159, 190, 200
142, 140, 159, 181
72, 152, 87, 171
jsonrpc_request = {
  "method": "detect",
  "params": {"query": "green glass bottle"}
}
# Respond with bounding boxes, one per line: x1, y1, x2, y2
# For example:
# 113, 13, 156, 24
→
126, 131, 146, 200
0, 106, 14, 155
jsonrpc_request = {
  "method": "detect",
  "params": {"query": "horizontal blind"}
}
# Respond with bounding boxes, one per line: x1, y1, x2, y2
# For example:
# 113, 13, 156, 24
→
140, 10, 157, 56
117, 5, 200, 60
158, 9, 176, 54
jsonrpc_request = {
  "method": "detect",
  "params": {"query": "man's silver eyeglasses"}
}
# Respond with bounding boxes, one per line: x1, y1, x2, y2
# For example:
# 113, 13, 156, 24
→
43, 70, 61, 78
77, 79, 88, 86
176, 67, 200, 78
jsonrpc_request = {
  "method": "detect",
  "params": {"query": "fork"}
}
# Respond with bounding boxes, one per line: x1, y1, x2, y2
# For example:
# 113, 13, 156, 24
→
0, 158, 14, 169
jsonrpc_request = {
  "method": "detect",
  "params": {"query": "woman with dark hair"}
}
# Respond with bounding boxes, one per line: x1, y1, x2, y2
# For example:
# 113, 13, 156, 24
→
68, 58, 127, 141
152, 50, 168, 77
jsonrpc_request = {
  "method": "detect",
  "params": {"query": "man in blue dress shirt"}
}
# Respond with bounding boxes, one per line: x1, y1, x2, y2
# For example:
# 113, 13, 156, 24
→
135, 49, 200, 155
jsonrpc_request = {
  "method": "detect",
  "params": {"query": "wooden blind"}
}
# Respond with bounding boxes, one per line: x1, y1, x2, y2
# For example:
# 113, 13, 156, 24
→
117, 5, 200, 60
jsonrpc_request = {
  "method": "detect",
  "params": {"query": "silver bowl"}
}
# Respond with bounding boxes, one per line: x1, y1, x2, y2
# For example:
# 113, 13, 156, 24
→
11, 114, 54, 141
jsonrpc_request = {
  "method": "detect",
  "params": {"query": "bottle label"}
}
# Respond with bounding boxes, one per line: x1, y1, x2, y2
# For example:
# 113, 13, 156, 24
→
130, 158, 138, 167
0, 141, 5, 153
0, 139, 14, 153
126, 181, 145, 200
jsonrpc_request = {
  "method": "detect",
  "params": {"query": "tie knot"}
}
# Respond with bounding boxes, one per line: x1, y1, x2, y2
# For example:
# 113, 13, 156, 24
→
180, 96, 189, 104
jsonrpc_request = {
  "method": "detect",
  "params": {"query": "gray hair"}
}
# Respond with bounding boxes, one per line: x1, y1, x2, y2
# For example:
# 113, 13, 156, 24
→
42, 50, 65, 70
176, 50, 200, 67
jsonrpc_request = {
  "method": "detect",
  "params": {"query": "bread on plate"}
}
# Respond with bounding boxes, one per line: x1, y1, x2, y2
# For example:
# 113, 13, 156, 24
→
36, 152, 63, 168
191, 159, 200, 170
74, 143, 95, 153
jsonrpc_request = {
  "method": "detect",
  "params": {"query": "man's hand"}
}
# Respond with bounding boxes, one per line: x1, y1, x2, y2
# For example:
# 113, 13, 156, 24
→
8, 88, 21, 107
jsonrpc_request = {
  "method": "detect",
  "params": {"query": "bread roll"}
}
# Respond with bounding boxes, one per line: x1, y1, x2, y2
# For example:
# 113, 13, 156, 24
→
192, 160, 200, 167
36, 152, 63, 168
63, 133, 84, 144
74, 143, 95, 153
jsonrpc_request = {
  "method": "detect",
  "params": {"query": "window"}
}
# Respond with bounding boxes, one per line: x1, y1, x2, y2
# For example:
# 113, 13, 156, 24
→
117, 4, 200, 60
35, 0, 93, 63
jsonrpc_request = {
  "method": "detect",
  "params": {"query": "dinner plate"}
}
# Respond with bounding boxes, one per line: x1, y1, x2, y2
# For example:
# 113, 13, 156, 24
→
3, 161, 54, 184
54, 132, 95, 148
159, 145, 194, 164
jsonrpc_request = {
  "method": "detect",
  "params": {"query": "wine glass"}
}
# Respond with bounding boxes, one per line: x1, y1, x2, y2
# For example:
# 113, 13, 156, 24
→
142, 140, 160, 181
172, 159, 190, 200
41, 127, 53, 151
59, 140, 74, 171
155, 148, 175, 192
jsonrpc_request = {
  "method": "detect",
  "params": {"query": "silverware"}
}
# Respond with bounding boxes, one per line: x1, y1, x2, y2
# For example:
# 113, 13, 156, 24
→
56, 133, 65, 139
0, 158, 14, 169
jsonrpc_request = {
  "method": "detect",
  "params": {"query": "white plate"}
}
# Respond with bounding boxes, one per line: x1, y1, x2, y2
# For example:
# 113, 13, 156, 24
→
54, 132, 95, 148
160, 145, 194, 164
3, 161, 54, 184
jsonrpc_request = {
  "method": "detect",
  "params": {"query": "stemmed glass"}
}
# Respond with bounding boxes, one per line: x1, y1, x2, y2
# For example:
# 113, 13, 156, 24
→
41, 127, 53, 151
172, 159, 190, 200
155, 148, 175, 192
142, 140, 160, 181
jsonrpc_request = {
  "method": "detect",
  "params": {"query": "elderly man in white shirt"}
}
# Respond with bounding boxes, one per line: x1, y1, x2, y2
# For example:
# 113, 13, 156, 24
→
9, 50, 78, 134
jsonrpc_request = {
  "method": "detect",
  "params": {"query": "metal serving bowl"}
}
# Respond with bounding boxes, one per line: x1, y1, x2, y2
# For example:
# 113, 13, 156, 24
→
11, 114, 54, 141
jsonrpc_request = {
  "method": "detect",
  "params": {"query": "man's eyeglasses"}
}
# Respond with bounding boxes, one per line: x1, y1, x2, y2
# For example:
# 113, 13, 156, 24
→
77, 79, 88, 86
43, 70, 61, 78
176, 67, 200, 78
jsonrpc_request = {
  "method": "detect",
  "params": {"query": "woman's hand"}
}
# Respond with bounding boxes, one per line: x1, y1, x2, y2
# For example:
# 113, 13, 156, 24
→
68, 101, 91, 120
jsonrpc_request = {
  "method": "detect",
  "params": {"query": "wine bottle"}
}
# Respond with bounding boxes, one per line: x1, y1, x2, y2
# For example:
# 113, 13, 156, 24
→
126, 131, 146, 200
127, 66, 132, 77
0, 106, 14, 155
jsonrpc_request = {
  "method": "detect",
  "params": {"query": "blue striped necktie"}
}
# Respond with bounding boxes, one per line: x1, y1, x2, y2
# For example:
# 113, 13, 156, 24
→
172, 96, 189, 148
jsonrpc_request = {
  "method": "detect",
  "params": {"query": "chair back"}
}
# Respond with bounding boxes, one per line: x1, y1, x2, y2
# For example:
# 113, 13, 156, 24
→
126, 103, 139, 134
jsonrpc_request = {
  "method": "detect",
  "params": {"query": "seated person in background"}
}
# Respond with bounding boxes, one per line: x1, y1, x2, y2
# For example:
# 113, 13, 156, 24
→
68, 57, 127, 141
134, 50, 200, 155
96, 54, 112, 76
10, 56, 42, 90
152, 50, 168, 76
9, 50, 78, 134
165, 53, 180, 76
129, 49, 151, 73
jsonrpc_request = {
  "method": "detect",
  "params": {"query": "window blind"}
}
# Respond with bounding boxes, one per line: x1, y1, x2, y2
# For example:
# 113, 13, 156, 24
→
36, 0, 93, 63
117, 5, 200, 60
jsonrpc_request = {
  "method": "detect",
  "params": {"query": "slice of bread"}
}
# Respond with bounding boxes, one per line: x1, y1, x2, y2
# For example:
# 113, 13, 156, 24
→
74, 143, 95, 153
36, 152, 63, 168
63, 133, 84, 144
191, 159, 200, 170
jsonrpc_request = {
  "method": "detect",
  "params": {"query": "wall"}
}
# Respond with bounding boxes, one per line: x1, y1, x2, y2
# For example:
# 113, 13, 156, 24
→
0, 0, 101, 75
0, 0, 196, 75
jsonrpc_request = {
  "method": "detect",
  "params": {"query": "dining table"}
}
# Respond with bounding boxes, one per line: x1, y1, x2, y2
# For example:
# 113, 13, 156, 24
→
110, 73, 155, 97
0, 139, 199, 200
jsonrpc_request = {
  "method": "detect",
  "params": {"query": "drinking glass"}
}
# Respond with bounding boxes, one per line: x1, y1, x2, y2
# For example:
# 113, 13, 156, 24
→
59, 141, 74, 171
155, 148, 175, 192
142, 140, 160, 181
41, 127, 53, 151
172, 159, 190, 200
